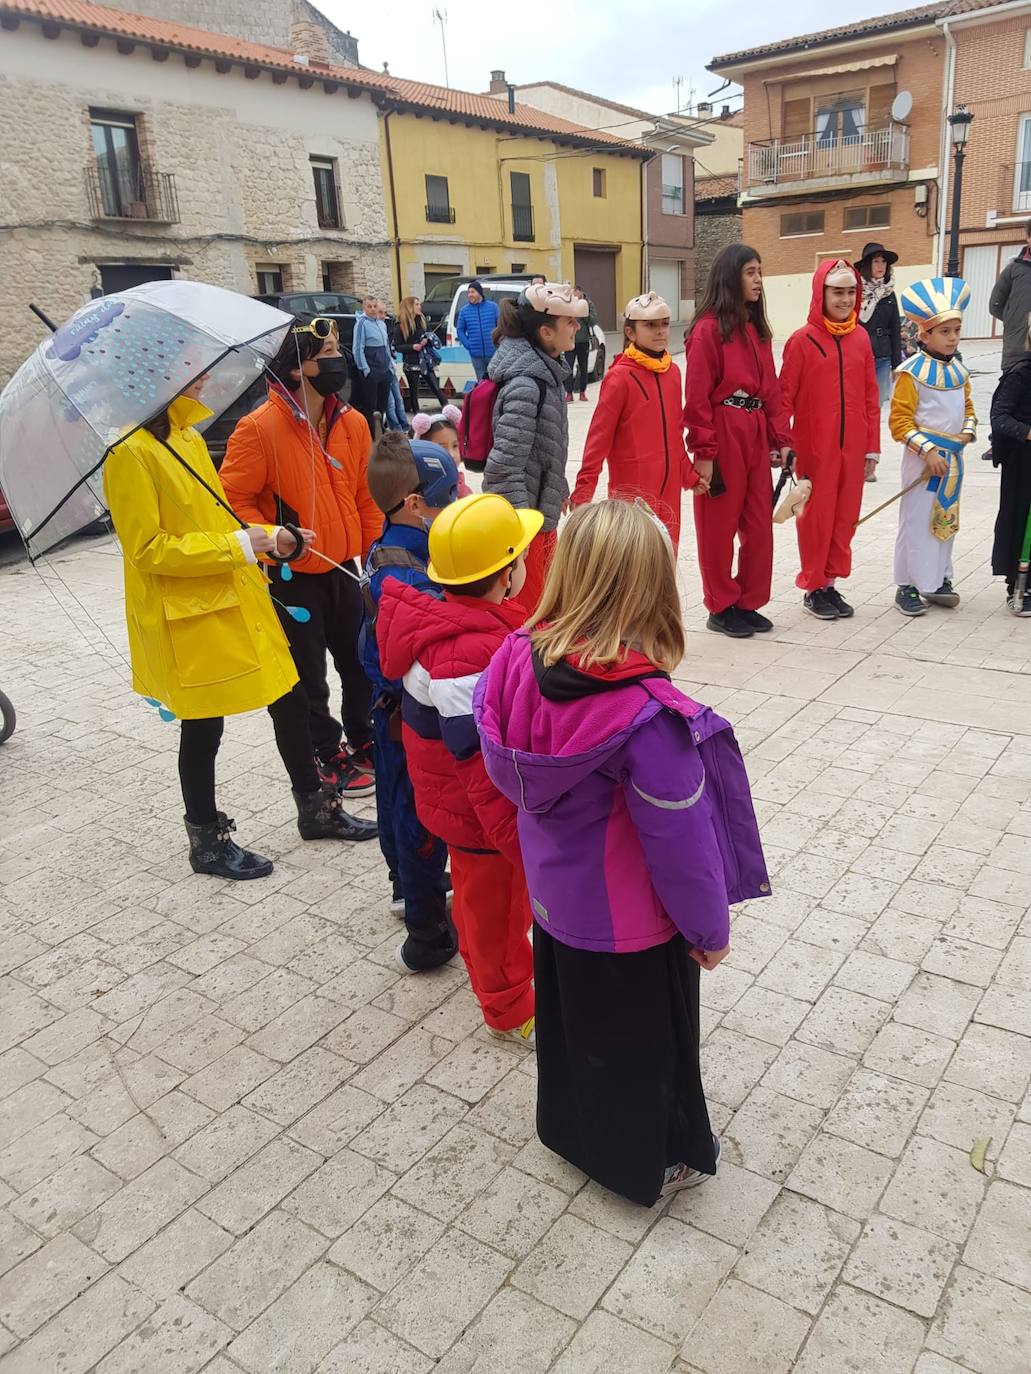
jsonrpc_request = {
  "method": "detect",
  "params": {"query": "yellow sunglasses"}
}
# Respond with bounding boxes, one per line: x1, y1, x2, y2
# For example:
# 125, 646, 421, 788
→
291, 316, 339, 341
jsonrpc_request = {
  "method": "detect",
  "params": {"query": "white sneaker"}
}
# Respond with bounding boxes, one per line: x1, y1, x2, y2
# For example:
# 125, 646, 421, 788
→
388, 895, 405, 918
660, 1135, 721, 1198
487, 1016, 536, 1046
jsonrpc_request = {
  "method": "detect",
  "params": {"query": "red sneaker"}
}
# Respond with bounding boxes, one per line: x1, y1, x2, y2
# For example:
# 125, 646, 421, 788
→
316, 748, 375, 797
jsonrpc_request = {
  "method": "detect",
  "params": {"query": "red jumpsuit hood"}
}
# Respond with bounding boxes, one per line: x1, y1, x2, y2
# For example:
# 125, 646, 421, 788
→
807, 259, 863, 332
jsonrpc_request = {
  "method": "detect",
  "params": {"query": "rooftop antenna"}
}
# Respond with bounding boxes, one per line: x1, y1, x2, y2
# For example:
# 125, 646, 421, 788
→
673, 75, 683, 112
433, 7, 449, 88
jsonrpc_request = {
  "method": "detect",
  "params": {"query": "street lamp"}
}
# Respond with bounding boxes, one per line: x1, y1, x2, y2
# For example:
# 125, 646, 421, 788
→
946, 105, 974, 278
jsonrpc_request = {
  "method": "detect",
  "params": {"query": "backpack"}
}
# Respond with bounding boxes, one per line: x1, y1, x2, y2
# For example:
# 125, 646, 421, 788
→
457, 375, 547, 472
360, 545, 429, 622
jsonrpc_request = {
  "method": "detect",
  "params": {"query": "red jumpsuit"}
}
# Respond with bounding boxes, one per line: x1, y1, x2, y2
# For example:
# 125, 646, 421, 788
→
572, 351, 695, 549
684, 315, 791, 613
780, 261, 880, 592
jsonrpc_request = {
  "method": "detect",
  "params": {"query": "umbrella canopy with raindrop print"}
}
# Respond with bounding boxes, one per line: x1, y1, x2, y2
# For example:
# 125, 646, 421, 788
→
0, 280, 293, 558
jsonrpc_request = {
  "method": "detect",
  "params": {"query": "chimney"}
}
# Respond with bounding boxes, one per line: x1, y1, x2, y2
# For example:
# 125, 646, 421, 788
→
489, 68, 507, 94
290, 19, 330, 66
697, 101, 712, 115
507, 83, 516, 114
721, 103, 732, 119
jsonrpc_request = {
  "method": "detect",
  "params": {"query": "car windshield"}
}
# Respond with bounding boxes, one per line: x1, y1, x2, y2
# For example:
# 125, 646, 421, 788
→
308, 294, 361, 313
425, 278, 466, 302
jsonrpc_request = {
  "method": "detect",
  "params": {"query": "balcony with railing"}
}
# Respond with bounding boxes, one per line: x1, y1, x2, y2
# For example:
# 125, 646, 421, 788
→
85, 163, 180, 223
425, 203, 456, 223
744, 123, 910, 197
512, 203, 534, 242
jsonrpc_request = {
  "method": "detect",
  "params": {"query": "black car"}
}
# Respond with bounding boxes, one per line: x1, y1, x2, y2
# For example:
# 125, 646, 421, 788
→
255, 291, 365, 348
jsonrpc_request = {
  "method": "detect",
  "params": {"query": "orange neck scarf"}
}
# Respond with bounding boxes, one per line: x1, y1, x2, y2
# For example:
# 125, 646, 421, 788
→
625, 343, 672, 373
823, 312, 857, 337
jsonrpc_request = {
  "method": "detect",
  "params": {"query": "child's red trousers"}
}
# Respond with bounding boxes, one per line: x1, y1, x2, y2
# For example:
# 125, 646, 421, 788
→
448, 847, 534, 1030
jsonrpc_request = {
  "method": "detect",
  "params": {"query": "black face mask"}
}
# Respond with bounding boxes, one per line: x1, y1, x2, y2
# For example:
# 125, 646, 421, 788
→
309, 355, 351, 398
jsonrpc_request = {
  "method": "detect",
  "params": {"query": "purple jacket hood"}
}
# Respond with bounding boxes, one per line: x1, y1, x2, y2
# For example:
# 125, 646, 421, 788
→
474, 630, 770, 955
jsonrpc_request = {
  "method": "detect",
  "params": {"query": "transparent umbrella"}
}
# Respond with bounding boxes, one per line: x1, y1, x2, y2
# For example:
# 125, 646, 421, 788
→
0, 280, 293, 558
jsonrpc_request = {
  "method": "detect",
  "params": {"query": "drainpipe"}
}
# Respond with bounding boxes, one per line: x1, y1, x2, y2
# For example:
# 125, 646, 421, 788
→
937, 18, 957, 275
641, 153, 653, 292
382, 108, 403, 300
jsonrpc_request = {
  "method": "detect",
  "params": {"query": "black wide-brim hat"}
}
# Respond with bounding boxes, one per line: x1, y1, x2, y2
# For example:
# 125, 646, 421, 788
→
854, 241, 899, 271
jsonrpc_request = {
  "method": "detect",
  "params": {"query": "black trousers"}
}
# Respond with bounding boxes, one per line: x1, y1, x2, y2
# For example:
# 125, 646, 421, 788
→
564, 343, 590, 394
533, 925, 717, 1206
992, 453, 1031, 594
179, 684, 319, 824
273, 564, 372, 759
403, 366, 447, 413
355, 372, 391, 430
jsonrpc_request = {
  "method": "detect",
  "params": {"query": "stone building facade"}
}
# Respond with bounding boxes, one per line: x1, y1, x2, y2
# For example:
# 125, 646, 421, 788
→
0, 3, 390, 383
98, 0, 359, 66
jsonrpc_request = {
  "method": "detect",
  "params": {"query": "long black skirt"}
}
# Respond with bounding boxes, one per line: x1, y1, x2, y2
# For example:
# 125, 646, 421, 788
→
992, 452, 1031, 592
533, 924, 717, 1207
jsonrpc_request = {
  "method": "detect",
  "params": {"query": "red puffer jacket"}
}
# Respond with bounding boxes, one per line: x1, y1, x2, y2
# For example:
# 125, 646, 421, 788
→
572, 351, 693, 548
377, 579, 526, 859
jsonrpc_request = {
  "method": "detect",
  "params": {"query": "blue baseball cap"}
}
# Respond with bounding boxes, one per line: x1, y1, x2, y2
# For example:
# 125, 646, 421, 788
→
410, 439, 459, 509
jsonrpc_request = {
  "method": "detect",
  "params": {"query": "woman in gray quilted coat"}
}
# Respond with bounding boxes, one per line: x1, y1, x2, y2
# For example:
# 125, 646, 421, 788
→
483, 283, 588, 609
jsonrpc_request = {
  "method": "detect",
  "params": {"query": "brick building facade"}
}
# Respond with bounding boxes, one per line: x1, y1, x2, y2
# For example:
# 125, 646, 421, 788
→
709, 7, 948, 337
946, 3, 1031, 336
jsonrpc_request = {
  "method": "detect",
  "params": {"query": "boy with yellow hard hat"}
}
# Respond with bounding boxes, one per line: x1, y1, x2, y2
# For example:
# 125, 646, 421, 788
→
378, 493, 541, 1042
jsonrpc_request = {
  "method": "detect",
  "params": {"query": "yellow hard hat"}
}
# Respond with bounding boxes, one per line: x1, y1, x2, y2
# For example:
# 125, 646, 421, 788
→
428, 492, 544, 585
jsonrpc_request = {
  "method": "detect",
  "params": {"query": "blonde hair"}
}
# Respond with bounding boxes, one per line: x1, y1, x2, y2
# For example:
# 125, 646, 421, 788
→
399, 296, 424, 336
531, 501, 684, 672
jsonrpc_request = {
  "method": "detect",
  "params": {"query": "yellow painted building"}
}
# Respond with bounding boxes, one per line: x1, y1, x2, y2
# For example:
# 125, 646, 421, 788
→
378, 82, 649, 329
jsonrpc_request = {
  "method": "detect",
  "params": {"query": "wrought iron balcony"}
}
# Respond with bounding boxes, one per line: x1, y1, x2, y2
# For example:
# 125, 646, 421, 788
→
745, 123, 910, 195
425, 203, 456, 223
512, 203, 534, 242
85, 164, 181, 223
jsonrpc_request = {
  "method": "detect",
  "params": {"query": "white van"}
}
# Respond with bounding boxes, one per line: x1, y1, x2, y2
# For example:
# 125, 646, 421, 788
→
436, 280, 607, 394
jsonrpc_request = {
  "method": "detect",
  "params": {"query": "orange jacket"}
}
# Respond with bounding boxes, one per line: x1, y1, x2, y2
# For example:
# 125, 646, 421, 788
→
220, 386, 380, 574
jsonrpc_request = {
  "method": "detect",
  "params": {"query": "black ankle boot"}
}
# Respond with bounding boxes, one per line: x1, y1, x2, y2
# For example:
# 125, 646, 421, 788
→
294, 786, 378, 842
184, 813, 274, 880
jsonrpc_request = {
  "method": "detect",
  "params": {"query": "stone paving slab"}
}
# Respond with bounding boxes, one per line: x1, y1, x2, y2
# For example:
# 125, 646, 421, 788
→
0, 342, 1028, 1370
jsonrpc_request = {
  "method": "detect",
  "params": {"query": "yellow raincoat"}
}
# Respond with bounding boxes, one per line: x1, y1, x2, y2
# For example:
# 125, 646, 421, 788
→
104, 396, 298, 720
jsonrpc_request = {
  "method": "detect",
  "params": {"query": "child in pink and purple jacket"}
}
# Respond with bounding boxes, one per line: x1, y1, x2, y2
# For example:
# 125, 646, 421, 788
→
474, 499, 770, 1206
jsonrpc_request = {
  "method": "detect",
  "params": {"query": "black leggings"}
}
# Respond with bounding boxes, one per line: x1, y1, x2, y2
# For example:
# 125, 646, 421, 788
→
403, 366, 447, 412
178, 684, 320, 824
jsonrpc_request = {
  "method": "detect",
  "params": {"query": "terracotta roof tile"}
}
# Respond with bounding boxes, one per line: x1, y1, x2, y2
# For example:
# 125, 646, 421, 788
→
710, 1, 948, 68
386, 78, 646, 149
2, 0, 646, 150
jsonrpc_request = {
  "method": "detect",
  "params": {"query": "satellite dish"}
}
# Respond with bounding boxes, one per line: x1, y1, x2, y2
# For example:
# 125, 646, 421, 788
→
891, 90, 913, 122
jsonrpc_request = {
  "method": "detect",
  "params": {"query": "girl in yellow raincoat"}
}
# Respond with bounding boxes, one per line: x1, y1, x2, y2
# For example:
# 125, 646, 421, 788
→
104, 376, 377, 880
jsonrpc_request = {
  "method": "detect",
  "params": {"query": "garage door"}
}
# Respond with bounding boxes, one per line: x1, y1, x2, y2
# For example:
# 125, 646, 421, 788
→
962, 242, 1023, 339
573, 248, 617, 331
649, 261, 681, 320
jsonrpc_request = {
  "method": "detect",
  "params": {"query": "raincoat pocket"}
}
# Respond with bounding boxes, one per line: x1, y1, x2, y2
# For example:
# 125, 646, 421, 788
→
163, 585, 260, 688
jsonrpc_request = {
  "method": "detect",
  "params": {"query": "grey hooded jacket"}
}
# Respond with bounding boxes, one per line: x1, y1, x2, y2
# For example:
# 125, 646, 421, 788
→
483, 337, 571, 532
990, 252, 1031, 367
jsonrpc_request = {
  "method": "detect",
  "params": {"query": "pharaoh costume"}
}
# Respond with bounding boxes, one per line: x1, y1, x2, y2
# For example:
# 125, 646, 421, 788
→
889, 278, 976, 596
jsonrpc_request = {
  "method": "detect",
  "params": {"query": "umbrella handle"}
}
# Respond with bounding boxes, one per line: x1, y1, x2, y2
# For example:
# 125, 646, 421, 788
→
265, 522, 307, 564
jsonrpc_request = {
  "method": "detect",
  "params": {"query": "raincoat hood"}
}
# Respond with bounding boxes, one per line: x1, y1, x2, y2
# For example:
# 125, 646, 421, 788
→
808, 259, 862, 332
475, 629, 699, 815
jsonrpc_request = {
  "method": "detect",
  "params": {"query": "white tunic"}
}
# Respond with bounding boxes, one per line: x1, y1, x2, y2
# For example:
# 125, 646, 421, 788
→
891, 355, 973, 593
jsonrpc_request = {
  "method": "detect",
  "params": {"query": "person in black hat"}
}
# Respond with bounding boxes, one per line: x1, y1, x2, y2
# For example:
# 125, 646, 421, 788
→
855, 241, 902, 438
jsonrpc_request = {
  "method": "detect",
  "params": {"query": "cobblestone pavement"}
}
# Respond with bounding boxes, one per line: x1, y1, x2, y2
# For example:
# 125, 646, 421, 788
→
1, 342, 1029, 1373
